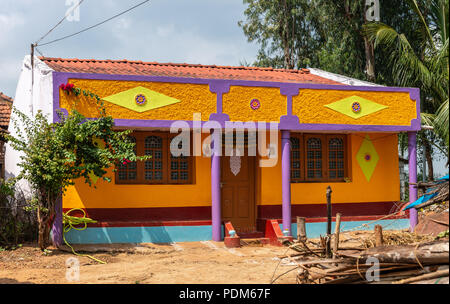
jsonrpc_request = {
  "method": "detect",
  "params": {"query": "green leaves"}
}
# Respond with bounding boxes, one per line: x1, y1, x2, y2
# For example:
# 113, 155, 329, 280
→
6, 106, 147, 212
364, 0, 449, 155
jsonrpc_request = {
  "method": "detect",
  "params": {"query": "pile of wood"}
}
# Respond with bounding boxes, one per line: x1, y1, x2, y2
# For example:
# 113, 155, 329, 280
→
272, 238, 449, 284
413, 179, 449, 210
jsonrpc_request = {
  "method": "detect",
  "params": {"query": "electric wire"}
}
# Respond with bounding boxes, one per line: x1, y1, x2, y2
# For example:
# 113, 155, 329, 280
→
34, 0, 85, 46
36, 0, 150, 47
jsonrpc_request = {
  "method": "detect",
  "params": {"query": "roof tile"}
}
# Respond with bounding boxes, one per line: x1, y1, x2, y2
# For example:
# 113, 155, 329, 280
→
0, 92, 12, 129
40, 57, 343, 85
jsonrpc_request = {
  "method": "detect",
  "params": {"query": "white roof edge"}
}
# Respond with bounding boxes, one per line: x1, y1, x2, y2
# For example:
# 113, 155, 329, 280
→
23, 55, 54, 74
308, 68, 384, 87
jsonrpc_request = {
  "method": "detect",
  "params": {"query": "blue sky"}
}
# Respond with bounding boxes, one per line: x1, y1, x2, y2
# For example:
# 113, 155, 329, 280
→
0, 0, 259, 97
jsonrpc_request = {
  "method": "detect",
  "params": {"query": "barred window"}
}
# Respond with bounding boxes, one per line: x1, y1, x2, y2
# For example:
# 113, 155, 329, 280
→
290, 136, 302, 182
290, 134, 348, 182
306, 136, 323, 180
115, 132, 193, 184
117, 136, 137, 181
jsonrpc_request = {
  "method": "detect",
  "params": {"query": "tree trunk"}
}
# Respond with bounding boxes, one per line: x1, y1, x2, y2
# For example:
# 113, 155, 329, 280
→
362, 2, 376, 82
280, 0, 293, 69
357, 240, 449, 265
37, 206, 53, 250
363, 37, 376, 82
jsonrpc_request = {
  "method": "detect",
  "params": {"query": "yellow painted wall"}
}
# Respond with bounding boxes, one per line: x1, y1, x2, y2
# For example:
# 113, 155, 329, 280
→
293, 89, 416, 126
222, 86, 287, 122
259, 132, 400, 205
59, 79, 216, 121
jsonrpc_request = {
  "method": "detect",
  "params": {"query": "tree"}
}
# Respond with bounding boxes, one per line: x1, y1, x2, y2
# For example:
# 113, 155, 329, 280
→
6, 105, 144, 250
365, 0, 449, 174
239, 0, 323, 70
239, 0, 425, 83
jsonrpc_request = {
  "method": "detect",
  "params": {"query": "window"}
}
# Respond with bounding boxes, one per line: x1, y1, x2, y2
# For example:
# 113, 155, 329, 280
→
290, 134, 348, 182
115, 132, 194, 184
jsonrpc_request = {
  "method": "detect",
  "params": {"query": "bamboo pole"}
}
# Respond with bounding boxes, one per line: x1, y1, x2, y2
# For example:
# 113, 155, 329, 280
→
333, 213, 342, 257
374, 224, 384, 247
297, 216, 306, 241
392, 269, 449, 284
326, 186, 332, 258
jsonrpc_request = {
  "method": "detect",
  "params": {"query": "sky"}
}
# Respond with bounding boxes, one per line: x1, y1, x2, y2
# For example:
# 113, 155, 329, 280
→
0, 0, 447, 176
0, 0, 259, 98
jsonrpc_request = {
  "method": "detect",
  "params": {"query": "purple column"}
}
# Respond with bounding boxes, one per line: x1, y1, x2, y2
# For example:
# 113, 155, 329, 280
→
211, 131, 222, 241
408, 131, 418, 230
51, 197, 62, 247
281, 130, 291, 235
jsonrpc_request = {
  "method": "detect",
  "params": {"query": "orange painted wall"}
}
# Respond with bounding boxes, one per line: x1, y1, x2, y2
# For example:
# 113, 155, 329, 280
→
259, 132, 400, 205
59, 79, 216, 121
222, 86, 286, 122
63, 132, 400, 210
63, 154, 212, 209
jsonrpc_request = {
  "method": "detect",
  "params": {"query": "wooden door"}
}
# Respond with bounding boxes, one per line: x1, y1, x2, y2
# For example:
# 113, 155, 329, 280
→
221, 152, 256, 234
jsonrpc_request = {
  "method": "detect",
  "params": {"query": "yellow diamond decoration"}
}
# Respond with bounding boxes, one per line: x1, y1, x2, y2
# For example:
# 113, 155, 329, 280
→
102, 86, 181, 112
356, 135, 379, 182
324, 95, 388, 119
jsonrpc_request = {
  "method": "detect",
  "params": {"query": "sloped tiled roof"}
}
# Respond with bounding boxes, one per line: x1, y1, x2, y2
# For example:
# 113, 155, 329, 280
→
40, 57, 343, 85
0, 92, 13, 130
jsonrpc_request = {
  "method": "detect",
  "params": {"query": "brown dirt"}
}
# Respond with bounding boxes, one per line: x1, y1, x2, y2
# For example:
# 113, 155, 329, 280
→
0, 241, 296, 284
1, 228, 438, 284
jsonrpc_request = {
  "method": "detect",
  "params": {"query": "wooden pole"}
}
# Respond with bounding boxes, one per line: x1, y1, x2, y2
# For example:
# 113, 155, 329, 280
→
374, 224, 384, 247
333, 213, 342, 256
297, 216, 306, 241
393, 269, 449, 284
326, 186, 332, 258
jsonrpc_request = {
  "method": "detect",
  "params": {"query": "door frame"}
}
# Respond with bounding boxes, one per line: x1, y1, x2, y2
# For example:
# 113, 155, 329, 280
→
220, 152, 257, 233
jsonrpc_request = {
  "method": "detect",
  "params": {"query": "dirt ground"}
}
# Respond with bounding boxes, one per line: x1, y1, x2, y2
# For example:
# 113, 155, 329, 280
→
0, 240, 298, 284
0, 228, 443, 284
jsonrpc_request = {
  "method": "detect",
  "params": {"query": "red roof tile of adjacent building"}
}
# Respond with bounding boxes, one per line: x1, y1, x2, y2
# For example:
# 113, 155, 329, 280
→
0, 92, 13, 130
40, 57, 343, 85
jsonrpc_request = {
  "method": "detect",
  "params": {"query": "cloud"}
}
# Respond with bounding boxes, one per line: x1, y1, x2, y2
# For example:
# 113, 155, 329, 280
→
0, 0, 258, 96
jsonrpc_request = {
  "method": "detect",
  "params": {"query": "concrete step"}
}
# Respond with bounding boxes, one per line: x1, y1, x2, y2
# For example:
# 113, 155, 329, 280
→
239, 237, 270, 246
238, 231, 265, 239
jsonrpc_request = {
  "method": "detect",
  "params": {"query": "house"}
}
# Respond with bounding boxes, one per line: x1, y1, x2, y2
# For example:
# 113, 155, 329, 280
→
5, 56, 420, 246
0, 92, 13, 179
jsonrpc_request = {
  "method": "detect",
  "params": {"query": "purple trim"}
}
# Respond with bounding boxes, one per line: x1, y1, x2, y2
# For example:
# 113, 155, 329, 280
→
281, 130, 291, 235
408, 88, 422, 131
209, 81, 230, 114
286, 123, 420, 132
280, 87, 300, 116
211, 130, 221, 241
408, 132, 418, 230
52, 71, 421, 131
114, 118, 208, 129
208, 113, 230, 128
114, 118, 419, 132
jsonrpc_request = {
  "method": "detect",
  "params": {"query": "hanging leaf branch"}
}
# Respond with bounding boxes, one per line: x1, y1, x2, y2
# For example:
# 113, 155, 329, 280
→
59, 82, 106, 116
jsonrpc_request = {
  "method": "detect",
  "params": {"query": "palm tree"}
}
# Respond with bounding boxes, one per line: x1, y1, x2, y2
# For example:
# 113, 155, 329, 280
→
364, 0, 449, 169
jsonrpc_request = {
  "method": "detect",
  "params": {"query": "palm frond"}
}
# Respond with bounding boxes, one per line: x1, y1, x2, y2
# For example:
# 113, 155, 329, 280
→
434, 98, 449, 146
406, 0, 436, 50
